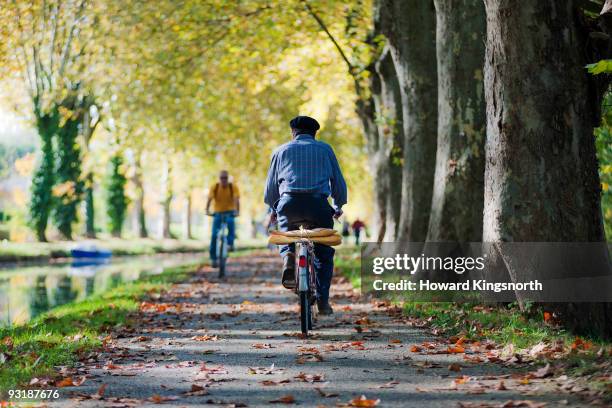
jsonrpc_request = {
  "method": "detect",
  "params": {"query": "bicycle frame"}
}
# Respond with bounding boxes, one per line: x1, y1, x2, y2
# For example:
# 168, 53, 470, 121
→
295, 238, 318, 334
213, 213, 231, 278
216, 215, 228, 259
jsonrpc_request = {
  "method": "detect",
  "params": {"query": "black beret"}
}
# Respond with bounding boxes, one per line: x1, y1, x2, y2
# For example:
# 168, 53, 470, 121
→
289, 116, 320, 132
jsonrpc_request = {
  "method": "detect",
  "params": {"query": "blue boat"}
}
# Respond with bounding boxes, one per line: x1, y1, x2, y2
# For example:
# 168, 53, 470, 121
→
70, 245, 112, 260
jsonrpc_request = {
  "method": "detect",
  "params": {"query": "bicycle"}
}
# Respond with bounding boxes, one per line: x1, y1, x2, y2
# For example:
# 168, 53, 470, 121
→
209, 212, 231, 278
295, 233, 319, 336
268, 222, 342, 336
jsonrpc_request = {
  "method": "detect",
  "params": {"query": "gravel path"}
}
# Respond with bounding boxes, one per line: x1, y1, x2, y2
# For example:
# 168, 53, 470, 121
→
49, 251, 589, 408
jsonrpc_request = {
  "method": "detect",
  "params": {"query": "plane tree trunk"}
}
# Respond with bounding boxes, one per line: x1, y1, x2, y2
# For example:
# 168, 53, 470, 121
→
131, 152, 148, 238
161, 159, 174, 239
427, 0, 486, 242
483, 0, 612, 337
373, 46, 404, 241
380, 0, 438, 242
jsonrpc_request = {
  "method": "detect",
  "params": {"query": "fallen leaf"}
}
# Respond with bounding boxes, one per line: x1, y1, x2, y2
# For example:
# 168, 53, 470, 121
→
448, 363, 462, 372
349, 395, 380, 407
252, 343, 274, 349
56, 376, 86, 387
294, 372, 325, 383
570, 337, 592, 351
92, 384, 106, 400
192, 335, 219, 341
531, 363, 553, 379
454, 376, 470, 385
148, 394, 178, 403
183, 384, 209, 396
269, 394, 295, 404
315, 387, 339, 398
261, 379, 291, 386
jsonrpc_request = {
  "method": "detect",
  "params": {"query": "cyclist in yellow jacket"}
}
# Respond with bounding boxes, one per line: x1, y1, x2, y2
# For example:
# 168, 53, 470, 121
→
206, 170, 240, 267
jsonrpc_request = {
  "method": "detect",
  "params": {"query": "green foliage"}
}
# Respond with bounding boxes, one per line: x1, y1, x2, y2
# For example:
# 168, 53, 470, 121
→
106, 154, 129, 237
595, 92, 612, 239
586, 59, 612, 75
6, 0, 374, 234
52, 105, 84, 240
28, 109, 60, 242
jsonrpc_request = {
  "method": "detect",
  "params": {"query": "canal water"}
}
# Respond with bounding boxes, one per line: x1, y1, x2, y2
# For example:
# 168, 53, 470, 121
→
0, 252, 206, 327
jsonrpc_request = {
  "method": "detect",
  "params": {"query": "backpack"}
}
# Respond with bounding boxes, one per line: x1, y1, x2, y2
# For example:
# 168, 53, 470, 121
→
213, 182, 233, 200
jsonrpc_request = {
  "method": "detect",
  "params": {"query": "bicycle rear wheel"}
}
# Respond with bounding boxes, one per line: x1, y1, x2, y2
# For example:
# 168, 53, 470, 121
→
218, 236, 226, 279
299, 291, 310, 335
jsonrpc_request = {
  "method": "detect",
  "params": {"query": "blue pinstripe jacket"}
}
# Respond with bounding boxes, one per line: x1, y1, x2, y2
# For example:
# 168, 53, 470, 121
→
264, 134, 348, 212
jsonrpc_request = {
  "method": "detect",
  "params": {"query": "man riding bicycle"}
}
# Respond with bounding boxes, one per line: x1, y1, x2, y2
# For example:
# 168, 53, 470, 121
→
264, 116, 347, 315
206, 170, 240, 267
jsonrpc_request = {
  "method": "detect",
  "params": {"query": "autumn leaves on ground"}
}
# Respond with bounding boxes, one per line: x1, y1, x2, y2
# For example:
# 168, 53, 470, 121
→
0, 251, 599, 407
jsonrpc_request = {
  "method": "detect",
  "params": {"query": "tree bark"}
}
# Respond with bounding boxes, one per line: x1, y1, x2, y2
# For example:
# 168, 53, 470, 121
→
483, 0, 611, 337
427, 0, 486, 242
85, 174, 95, 238
131, 152, 148, 238
366, 68, 389, 243
82, 96, 100, 239
380, 0, 438, 242
184, 192, 193, 239
374, 46, 404, 241
161, 159, 173, 239
30, 107, 59, 242
357, 72, 387, 242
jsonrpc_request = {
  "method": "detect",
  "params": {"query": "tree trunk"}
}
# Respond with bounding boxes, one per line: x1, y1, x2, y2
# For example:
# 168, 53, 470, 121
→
483, 0, 611, 337
161, 159, 173, 239
82, 97, 100, 239
184, 192, 193, 239
373, 46, 404, 241
85, 176, 95, 238
53, 98, 84, 241
131, 153, 148, 238
380, 0, 438, 242
357, 84, 387, 242
30, 107, 59, 242
427, 0, 486, 242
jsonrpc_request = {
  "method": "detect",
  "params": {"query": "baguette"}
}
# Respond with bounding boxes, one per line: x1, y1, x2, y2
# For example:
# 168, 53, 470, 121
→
268, 234, 342, 246
270, 228, 338, 238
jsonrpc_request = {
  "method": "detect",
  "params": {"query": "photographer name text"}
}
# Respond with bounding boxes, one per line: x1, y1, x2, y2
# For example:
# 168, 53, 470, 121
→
372, 279, 543, 292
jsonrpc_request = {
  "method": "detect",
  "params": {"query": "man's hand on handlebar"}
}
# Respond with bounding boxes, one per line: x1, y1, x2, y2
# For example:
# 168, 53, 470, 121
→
333, 208, 343, 219
266, 212, 277, 233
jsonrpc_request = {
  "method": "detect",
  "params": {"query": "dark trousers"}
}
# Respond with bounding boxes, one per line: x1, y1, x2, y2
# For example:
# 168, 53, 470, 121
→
209, 211, 235, 260
276, 194, 335, 303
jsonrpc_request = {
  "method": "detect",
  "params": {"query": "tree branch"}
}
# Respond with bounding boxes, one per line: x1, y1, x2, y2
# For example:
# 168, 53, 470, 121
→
301, 1, 355, 74
58, 0, 87, 77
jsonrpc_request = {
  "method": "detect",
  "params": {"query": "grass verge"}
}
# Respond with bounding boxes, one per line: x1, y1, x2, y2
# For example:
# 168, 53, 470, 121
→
0, 263, 195, 395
